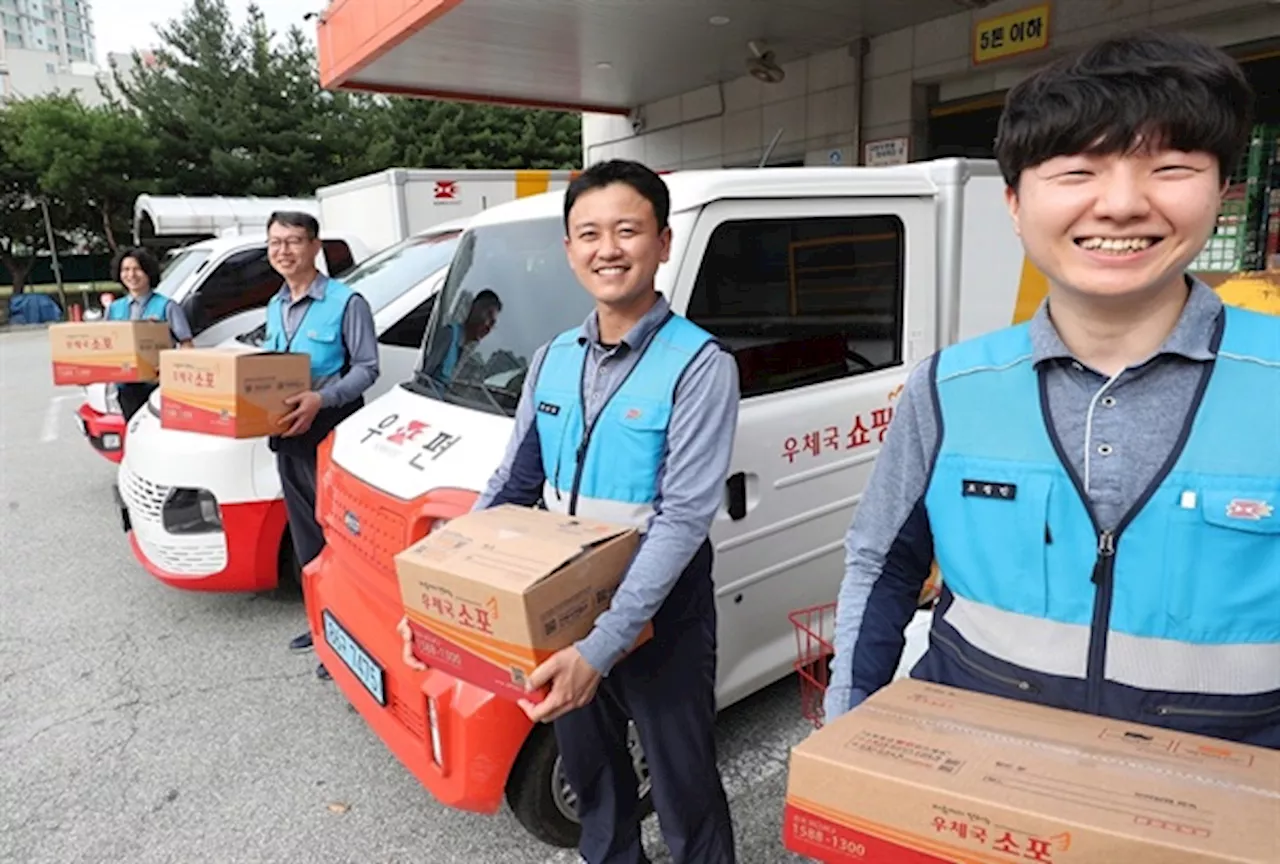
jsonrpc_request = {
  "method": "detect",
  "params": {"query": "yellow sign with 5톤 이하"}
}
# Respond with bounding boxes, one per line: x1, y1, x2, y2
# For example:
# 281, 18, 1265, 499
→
973, 3, 1051, 65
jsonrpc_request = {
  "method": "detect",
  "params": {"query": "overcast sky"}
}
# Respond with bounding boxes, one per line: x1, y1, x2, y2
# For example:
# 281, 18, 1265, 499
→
93, 0, 323, 64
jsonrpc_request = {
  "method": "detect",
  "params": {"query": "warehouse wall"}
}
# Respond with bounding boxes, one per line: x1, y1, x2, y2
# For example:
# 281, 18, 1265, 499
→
583, 0, 1280, 171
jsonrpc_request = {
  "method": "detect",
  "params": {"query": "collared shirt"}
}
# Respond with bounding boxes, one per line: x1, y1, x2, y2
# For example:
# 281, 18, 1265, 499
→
825, 276, 1226, 718
474, 293, 741, 675
273, 274, 380, 409
128, 290, 193, 344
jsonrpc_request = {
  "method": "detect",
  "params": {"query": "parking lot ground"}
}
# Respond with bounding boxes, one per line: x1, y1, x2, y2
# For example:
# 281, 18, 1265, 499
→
0, 326, 813, 864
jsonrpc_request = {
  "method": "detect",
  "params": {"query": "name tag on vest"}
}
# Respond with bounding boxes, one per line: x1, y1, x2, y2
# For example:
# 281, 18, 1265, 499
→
962, 479, 1017, 500
537, 401, 561, 416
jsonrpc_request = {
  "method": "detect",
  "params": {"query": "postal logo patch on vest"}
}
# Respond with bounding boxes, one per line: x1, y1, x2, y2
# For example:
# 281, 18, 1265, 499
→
962, 479, 1018, 500
537, 401, 561, 416
1226, 498, 1274, 521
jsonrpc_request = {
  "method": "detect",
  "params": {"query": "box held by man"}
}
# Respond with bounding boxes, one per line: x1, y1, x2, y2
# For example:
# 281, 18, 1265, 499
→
49, 320, 171, 386
395, 504, 650, 702
784, 679, 1279, 863
159, 348, 310, 438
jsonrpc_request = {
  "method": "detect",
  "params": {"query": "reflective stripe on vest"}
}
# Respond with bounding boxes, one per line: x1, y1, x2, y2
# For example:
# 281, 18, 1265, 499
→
266, 280, 354, 380
108, 292, 169, 322
924, 305, 1280, 707
532, 313, 714, 529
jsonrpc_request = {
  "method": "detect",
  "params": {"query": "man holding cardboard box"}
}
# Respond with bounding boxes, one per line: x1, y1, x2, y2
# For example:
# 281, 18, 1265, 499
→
107, 247, 194, 421
262, 212, 380, 671
825, 32, 1280, 749
405, 161, 740, 863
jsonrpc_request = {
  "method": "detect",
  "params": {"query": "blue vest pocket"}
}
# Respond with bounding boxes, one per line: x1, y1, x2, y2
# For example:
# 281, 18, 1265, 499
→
1165, 483, 1280, 639
596, 399, 669, 504
929, 458, 1054, 617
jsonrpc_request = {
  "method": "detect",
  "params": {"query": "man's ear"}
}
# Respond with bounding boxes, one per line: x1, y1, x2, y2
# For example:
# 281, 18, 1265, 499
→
1004, 184, 1022, 236
659, 225, 672, 263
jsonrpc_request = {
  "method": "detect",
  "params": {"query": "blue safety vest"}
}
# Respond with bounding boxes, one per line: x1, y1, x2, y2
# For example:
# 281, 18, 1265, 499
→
266, 279, 354, 380
918, 304, 1280, 745
532, 313, 714, 528
438, 322, 464, 382
108, 292, 169, 322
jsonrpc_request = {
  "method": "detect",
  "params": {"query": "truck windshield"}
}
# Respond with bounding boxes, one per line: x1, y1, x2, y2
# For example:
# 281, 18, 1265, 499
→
343, 229, 462, 314
154, 248, 210, 298
408, 217, 594, 417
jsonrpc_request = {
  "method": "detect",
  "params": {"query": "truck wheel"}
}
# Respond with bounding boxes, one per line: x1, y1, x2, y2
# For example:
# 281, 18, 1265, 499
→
505, 721, 653, 848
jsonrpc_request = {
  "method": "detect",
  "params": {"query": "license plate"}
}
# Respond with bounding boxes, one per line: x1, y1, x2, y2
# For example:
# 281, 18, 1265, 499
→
322, 609, 386, 706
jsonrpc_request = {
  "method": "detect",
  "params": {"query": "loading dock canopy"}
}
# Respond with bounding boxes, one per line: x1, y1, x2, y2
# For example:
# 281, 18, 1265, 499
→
317, 0, 984, 113
133, 195, 320, 244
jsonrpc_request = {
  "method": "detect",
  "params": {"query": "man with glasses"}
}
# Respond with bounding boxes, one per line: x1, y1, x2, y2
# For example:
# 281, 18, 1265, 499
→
263, 212, 380, 679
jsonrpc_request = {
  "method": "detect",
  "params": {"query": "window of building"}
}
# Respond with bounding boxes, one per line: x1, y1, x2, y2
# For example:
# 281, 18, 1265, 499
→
686, 214, 905, 398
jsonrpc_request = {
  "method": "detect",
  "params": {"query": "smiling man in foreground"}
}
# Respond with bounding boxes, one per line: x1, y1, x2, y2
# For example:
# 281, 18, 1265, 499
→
825, 30, 1280, 748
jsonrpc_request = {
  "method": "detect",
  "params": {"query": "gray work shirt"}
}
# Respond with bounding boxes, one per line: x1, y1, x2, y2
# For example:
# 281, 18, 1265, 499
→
273, 275, 380, 409
475, 293, 741, 675
129, 291, 193, 344
825, 277, 1225, 717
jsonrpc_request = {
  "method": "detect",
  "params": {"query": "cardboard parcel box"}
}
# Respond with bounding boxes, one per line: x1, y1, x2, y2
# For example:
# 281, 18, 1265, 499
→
49, 320, 171, 385
159, 348, 310, 438
395, 505, 651, 702
784, 679, 1280, 864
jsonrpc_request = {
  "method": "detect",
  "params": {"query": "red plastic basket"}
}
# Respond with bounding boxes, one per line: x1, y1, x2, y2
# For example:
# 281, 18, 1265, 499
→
788, 602, 838, 729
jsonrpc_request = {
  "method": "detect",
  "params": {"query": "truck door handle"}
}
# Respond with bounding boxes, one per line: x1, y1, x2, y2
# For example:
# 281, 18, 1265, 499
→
726, 472, 748, 521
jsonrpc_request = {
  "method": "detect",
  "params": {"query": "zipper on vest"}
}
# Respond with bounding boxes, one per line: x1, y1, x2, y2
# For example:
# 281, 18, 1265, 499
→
1037, 349, 1218, 718
1085, 529, 1116, 714
1149, 703, 1280, 721
932, 630, 1038, 694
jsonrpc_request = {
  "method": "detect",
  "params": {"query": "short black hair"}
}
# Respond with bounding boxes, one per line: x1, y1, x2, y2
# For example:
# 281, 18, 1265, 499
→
472, 289, 502, 312
111, 246, 162, 288
268, 210, 320, 239
563, 160, 671, 232
995, 30, 1255, 188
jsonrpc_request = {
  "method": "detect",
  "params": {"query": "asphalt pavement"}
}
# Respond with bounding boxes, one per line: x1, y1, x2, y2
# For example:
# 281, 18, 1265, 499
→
0, 326, 815, 864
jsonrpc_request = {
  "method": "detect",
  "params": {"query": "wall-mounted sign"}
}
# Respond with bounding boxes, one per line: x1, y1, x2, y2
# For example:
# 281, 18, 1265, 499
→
863, 137, 910, 167
973, 3, 1051, 65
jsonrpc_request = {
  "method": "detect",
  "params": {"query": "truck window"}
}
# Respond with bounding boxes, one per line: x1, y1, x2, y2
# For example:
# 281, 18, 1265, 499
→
323, 240, 356, 278
409, 217, 594, 417
182, 247, 283, 336
380, 295, 438, 348
686, 215, 905, 398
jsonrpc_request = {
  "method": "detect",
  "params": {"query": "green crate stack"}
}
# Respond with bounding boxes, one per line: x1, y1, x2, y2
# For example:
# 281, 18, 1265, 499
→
1190, 124, 1279, 273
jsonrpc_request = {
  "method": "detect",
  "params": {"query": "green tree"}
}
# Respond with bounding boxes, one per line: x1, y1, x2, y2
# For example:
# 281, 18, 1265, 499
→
6, 94, 156, 252
372, 97, 582, 170
0, 111, 59, 293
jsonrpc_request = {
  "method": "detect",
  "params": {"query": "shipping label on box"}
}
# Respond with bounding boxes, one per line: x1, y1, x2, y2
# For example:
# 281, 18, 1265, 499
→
49, 320, 171, 385
159, 348, 310, 438
396, 505, 649, 702
784, 680, 1280, 864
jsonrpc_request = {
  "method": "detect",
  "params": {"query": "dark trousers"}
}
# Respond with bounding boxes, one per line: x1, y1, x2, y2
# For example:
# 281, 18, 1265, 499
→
118, 383, 156, 423
276, 448, 324, 569
553, 540, 736, 864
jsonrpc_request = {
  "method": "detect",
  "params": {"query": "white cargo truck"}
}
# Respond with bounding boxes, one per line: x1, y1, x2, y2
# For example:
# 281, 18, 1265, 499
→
315, 168, 577, 252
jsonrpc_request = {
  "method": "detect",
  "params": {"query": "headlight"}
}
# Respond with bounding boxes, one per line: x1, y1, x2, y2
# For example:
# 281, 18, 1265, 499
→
162, 488, 223, 534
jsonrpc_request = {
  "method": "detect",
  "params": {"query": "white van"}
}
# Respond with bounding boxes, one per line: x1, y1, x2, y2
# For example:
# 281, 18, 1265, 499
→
304, 159, 1041, 846
113, 221, 466, 595
76, 232, 370, 463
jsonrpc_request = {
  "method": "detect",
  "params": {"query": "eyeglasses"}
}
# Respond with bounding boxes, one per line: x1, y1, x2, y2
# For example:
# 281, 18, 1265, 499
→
268, 237, 312, 251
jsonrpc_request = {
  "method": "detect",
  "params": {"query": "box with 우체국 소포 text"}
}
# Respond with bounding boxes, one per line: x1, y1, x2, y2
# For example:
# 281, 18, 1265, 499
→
783, 679, 1280, 863
395, 504, 652, 703
49, 320, 172, 385
159, 348, 311, 439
